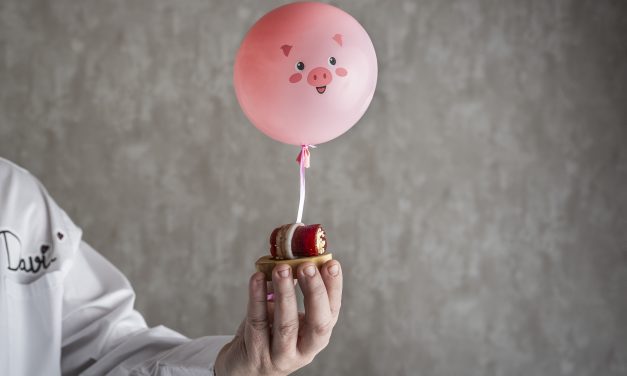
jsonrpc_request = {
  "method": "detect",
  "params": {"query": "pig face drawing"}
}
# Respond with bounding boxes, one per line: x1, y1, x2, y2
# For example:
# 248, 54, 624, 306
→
281, 34, 348, 95
233, 2, 378, 145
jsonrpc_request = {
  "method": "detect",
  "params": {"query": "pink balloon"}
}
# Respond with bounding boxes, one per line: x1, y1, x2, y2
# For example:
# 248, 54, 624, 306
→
234, 2, 378, 146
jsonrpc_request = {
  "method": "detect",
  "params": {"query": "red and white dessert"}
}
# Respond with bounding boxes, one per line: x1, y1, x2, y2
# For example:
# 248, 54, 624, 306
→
269, 223, 327, 259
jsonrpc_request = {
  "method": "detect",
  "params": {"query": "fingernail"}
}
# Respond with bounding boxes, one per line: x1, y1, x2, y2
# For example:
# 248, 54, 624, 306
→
253, 275, 265, 289
278, 267, 291, 278
304, 265, 316, 277
328, 264, 339, 276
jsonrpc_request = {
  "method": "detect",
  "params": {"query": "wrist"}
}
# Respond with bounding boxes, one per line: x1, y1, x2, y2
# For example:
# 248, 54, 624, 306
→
214, 341, 231, 376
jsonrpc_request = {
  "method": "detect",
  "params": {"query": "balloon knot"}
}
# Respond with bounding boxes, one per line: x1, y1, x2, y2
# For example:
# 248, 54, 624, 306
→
296, 144, 316, 168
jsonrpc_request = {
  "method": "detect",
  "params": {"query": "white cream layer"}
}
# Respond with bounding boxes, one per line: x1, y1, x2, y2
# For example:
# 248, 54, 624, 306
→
283, 223, 304, 259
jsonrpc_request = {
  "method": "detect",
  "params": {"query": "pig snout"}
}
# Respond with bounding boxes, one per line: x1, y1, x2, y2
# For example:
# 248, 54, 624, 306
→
307, 67, 332, 94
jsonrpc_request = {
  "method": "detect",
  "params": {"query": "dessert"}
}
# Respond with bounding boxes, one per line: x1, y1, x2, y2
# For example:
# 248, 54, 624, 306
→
256, 223, 333, 280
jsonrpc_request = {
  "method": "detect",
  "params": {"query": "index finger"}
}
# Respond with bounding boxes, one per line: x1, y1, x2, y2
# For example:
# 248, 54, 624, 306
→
245, 272, 270, 359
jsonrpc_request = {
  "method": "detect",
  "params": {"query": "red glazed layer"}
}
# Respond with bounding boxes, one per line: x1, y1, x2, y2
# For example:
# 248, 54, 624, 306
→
269, 227, 280, 258
292, 224, 326, 257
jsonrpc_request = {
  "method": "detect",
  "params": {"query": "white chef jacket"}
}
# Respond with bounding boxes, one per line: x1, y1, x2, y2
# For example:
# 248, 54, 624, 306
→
0, 158, 232, 375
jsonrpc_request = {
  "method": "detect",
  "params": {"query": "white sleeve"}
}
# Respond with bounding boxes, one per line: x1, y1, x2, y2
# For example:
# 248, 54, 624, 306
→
61, 241, 233, 375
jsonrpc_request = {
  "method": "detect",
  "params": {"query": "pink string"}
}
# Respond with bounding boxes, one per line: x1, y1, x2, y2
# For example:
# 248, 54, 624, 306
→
296, 145, 315, 223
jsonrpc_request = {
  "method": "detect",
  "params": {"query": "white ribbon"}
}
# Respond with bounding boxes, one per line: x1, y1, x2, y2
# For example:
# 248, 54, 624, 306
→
296, 144, 316, 223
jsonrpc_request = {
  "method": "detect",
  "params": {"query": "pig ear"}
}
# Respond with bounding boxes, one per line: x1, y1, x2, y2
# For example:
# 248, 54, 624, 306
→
332, 33, 343, 47
280, 44, 293, 57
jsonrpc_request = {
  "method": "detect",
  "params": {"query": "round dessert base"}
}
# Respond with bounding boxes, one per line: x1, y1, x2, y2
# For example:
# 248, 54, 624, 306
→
255, 253, 333, 281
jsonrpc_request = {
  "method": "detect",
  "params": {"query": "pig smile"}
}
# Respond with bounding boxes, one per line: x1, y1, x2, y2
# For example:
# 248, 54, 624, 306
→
316, 86, 327, 94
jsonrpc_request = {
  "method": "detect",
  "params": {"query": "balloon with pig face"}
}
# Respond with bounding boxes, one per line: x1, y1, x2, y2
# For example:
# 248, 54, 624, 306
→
234, 2, 377, 146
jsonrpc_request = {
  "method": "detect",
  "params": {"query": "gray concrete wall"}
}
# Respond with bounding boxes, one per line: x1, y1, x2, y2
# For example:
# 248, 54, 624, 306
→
1, 0, 626, 375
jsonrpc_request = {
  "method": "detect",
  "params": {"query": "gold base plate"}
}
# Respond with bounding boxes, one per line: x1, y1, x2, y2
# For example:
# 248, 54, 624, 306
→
255, 253, 333, 281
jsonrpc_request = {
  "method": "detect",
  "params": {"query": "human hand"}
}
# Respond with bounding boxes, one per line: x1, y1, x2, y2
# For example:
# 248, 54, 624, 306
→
214, 260, 342, 376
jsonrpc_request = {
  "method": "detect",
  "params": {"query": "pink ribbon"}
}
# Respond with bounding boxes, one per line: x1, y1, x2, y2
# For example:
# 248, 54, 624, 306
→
296, 145, 315, 223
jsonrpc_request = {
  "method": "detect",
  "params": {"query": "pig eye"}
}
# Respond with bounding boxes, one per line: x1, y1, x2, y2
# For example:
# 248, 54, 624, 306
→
295, 61, 305, 71
328, 57, 336, 66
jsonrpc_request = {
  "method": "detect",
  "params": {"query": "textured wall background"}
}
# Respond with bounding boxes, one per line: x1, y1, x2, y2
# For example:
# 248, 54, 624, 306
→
1, 0, 627, 375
